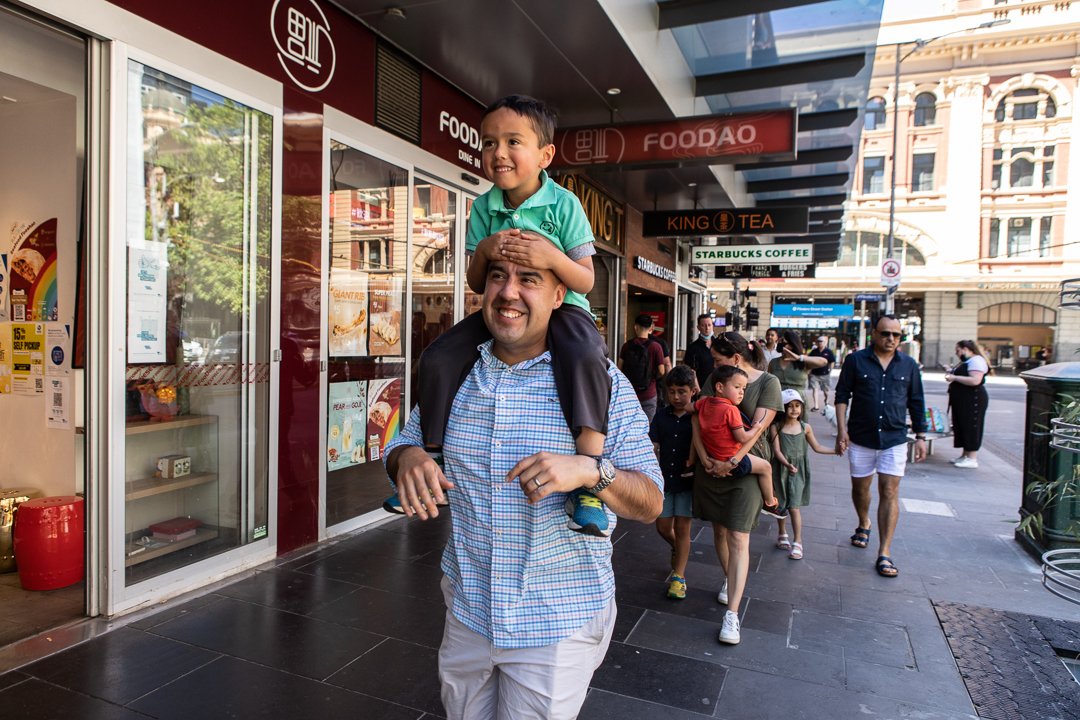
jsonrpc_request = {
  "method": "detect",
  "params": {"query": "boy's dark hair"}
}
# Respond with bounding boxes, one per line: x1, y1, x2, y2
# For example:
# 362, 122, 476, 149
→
484, 95, 558, 147
665, 364, 696, 389
711, 365, 748, 389
634, 313, 654, 329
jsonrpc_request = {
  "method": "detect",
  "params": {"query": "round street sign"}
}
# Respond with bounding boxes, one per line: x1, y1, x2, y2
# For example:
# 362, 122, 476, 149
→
880, 257, 902, 288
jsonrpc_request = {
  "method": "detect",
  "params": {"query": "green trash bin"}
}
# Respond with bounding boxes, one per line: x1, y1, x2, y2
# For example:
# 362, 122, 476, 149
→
1017, 361, 1080, 558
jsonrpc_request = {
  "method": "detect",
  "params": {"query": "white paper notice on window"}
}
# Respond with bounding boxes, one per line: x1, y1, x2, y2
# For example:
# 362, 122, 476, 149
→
127, 241, 168, 363
47, 376, 71, 429
46, 323, 71, 375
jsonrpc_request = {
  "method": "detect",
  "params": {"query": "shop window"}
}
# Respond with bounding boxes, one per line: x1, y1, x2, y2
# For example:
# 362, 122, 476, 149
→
326, 140, 408, 527
124, 61, 273, 585
913, 92, 936, 127
978, 302, 1057, 325
864, 96, 886, 131
912, 153, 935, 192
862, 156, 885, 194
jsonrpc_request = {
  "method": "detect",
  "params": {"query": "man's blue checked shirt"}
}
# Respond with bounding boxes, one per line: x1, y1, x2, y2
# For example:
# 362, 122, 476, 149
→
385, 340, 662, 649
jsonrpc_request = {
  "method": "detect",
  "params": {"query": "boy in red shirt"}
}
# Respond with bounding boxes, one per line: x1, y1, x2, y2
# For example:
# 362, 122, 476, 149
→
692, 365, 784, 517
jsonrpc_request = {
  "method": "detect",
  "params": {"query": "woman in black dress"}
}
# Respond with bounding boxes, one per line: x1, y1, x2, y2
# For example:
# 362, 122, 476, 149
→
944, 340, 990, 469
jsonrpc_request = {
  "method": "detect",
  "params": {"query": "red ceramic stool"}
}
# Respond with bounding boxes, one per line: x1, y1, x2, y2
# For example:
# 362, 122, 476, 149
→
13, 496, 84, 591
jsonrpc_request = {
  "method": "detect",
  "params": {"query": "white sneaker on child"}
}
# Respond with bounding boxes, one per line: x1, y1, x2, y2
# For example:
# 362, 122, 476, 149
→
717, 580, 728, 605
719, 610, 741, 644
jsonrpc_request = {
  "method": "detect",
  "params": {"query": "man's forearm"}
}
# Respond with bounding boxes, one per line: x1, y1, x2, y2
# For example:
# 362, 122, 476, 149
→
835, 402, 848, 435
596, 470, 662, 523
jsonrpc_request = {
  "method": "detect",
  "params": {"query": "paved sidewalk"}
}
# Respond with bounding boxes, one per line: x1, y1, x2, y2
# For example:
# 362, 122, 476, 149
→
0, 410, 1078, 718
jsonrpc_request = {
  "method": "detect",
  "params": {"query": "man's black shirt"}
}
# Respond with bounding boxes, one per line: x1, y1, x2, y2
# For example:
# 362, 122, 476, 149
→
834, 347, 927, 449
808, 347, 835, 376
649, 406, 694, 494
683, 336, 715, 389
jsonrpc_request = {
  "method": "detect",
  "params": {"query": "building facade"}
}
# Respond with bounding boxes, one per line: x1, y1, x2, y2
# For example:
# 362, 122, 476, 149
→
746, 0, 1080, 369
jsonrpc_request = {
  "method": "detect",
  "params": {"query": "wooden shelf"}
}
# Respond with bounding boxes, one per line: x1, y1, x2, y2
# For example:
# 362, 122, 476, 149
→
126, 414, 217, 436
125, 473, 217, 501
124, 528, 218, 567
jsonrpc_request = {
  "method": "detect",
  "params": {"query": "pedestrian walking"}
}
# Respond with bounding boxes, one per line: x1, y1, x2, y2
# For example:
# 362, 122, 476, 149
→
384, 259, 663, 720
619, 313, 667, 422
698, 332, 782, 645
683, 313, 716, 391
767, 329, 828, 404
945, 339, 990, 469
770, 389, 837, 560
834, 314, 928, 579
807, 336, 836, 412
762, 327, 782, 364
649, 365, 697, 600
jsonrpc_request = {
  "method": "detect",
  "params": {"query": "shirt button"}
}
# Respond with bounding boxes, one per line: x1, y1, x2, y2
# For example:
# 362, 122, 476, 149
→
513, 214, 519, 220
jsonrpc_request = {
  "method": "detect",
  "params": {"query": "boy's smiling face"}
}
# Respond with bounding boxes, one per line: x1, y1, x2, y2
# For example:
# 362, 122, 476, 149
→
480, 107, 555, 206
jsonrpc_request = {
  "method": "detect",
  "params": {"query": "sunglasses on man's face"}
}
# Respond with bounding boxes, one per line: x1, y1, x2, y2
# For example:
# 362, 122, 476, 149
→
877, 331, 902, 339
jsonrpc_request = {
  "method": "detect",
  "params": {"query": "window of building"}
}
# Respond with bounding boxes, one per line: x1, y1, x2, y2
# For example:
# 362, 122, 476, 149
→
913, 92, 936, 126
995, 87, 1057, 122
829, 230, 926, 268
990, 145, 1055, 191
865, 96, 886, 131
862, 156, 885, 194
986, 216, 1054, 259
912, 153, 935, 191
978, 302, 1056, 325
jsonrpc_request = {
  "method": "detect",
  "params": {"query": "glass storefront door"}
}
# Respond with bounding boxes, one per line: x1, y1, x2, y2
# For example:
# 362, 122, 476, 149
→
123, 61, 273, 586
325, 140, 408, 527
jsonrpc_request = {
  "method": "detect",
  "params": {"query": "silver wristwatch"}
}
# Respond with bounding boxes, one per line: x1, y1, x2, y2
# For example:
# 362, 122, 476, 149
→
586, 456, 617, 494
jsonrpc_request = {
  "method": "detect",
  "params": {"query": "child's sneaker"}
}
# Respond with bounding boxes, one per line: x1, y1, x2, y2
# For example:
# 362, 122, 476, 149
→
760, 499, 788, 519
565, 490, 610, 537
382, 493, 405, 514
667, 574, 687, 600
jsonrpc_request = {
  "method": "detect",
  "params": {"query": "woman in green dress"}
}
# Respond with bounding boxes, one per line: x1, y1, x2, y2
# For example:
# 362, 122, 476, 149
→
767, 330, 828, 404
698, 332, 782, 645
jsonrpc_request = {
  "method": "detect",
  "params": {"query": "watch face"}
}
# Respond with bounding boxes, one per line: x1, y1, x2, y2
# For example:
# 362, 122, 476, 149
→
599, 458, 616, 481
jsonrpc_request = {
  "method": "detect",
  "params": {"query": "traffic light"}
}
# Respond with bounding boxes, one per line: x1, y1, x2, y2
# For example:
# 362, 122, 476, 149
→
745, 305, 760, 327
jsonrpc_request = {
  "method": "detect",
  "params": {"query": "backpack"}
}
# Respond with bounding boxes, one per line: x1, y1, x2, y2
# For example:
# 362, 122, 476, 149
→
623, 339, 655, 391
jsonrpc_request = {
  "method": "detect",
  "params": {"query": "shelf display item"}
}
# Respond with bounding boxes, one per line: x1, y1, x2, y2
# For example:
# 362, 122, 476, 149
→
138, 381, 178, 420
156, 454, 191, 479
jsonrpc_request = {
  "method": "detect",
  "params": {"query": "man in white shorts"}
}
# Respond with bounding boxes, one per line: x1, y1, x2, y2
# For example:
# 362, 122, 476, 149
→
833, 315, 927, 578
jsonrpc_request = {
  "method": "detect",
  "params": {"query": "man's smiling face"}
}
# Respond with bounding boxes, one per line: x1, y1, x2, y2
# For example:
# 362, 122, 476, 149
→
481, 260, 566, 365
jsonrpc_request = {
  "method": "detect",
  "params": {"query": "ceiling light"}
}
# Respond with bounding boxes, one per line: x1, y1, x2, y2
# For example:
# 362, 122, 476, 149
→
606, 88, 621, 96
687, 182, 697, 187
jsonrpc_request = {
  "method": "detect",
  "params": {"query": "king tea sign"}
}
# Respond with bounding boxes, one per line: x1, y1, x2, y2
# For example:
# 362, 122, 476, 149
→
691, 244, 814, 265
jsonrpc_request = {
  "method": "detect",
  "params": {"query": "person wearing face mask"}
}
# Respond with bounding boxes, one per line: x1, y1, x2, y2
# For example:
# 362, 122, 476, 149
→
683, 313, 717, 392
944, 340, 991, 469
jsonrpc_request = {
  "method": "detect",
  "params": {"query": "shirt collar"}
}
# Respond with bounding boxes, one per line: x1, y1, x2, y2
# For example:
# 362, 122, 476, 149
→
493, 169, 557, 213
477, 339, 552, 371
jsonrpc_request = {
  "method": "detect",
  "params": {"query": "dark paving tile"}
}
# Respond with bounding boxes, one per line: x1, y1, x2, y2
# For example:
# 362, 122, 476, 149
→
22, 627, 218, 705
626, 610, 847, 689
217, 568, 360, 614
611, 546, 674, 582
579, 689, 713, 719
328, 638, 443, 716
612, 605, 647, 643
0, 676, 149, 719
718, 666, 979, 720
150, 596, 382, 680
591, 641, 726, 714
740, 597, 793, 637
310, 585, 447, 649
844, 658, 976, 715
790, 609, 914, 668
615, 572, 728, 625
124, 592, 224, 631
129, 655, 422, 720
0, 670, 28, 691
294, 551, 445, 602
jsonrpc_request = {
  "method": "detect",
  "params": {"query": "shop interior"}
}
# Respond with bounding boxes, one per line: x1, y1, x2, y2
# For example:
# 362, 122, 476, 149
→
0, 7, 86, 646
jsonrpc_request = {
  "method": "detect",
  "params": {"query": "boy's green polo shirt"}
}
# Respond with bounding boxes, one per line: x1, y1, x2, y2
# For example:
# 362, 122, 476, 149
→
466, 170, 595, 313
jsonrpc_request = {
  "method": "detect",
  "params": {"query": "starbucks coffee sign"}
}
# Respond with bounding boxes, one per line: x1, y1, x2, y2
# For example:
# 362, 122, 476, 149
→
691, 244, 813, 265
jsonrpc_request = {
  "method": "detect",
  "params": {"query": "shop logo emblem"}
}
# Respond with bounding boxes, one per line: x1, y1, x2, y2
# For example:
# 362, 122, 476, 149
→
271, 0, 336, 92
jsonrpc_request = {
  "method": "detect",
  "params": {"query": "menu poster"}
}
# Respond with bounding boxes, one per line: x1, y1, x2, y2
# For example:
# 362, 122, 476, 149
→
12, 322, 45, 395
366, 377, 402, 462
0, 254, 8, 322
327, 380, 367, 471
127, 242, 168, 363
368, 274, 403, 356
328, 270, 368, 357
10, 218, 58, 322
0, 324, 11, 394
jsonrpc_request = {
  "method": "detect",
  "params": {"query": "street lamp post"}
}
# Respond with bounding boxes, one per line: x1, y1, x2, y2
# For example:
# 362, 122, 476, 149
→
884, 19, 1009, 315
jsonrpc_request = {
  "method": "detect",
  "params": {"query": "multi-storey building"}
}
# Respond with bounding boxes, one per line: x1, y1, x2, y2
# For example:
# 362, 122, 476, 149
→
749, 0, 1080, 371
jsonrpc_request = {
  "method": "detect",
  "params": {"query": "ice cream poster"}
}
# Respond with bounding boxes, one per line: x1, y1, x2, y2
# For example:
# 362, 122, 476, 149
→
9, 219, 58, 323
367, 376, 402, 462
327, 380, 367, 471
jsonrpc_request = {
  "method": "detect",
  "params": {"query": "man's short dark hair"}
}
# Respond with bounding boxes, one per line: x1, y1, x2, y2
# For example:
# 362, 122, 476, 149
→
484, 95, 558, 147
712, 365, 748, 388
873, 313, 900, 330
665, 365, 696, 389
697, 313, 712, 323
635, 313, 654, 329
